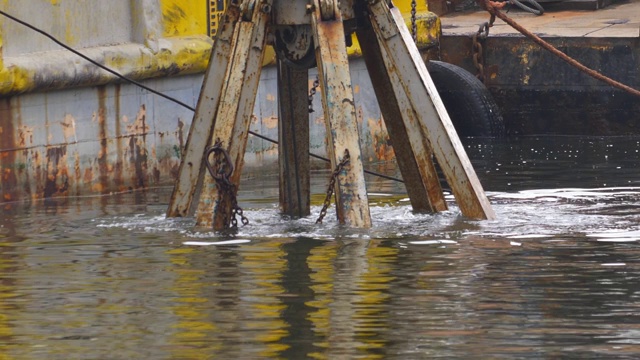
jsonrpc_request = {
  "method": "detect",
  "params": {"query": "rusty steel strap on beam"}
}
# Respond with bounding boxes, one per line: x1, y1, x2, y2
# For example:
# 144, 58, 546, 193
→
479, 0, 640, 98
0, 9, 405, 184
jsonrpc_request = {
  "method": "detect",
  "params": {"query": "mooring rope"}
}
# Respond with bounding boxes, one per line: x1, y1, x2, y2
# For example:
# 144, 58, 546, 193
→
0, 9, 406, 184
480, 0, 640, 98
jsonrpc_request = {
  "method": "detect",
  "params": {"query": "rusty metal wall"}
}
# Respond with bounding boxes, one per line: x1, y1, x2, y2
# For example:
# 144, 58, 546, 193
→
439, 35, 640, 135
0, 75, 199, 203
0, 1, 440, 203
0, 57, 403, 203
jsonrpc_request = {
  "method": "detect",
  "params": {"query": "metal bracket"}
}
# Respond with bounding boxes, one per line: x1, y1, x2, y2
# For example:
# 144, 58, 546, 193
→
319, 0, 339, 20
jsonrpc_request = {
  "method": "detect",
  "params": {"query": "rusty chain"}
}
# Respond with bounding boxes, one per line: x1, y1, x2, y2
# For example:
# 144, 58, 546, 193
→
308, 75, 320, 113
316, 149, 351, 224
204, 140, 249, 228
479, 0, 640, 98
411, 0, 417, 43
471, 15, 494, 83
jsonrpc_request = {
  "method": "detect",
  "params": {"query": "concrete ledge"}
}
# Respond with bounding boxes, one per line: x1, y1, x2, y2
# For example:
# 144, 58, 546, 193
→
0, 35, 213, 97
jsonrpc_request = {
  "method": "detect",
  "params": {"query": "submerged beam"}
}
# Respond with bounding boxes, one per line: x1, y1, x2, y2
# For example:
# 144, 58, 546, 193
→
277, 60, 311, 218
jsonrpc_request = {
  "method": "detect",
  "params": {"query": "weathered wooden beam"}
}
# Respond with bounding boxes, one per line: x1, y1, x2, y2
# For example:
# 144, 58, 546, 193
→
356, 22, 447, 213
310, 0, 372, 228
367, 0, 495, 220
194, 1, 273, 229
166, 4, 241, 218
277, 60, 311, 218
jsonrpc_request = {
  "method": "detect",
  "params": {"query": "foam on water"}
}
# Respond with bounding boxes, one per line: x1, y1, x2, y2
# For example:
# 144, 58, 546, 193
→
92, 187, 640, 247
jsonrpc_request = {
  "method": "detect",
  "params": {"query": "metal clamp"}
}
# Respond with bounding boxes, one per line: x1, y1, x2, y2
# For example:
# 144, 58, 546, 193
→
318, 0, 338, 21
239, 0, 257, 20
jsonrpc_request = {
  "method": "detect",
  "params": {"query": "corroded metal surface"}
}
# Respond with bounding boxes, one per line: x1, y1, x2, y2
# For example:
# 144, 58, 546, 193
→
0, 80, 194, 203
194, 0, 273, 229
440, 35, 640, 135
167, 4, 242, 218
0, 0, 444, 207
311, 0, 372, 228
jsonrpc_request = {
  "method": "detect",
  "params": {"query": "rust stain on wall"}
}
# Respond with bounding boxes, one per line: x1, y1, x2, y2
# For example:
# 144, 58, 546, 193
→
127, 104, 149, 188
60, 114, 77, 143
32, 149, 43, 199
96, 86, 109, 194
114, 84, 125, 191
177, 118, 185, 151
262, 115, 278, 129
73, 151, 81, 197
167, 118, 186, 180
368, 116, 394, 162
44, 146, 69, 198
18, 125, 33, 148
0, 99, 18, 202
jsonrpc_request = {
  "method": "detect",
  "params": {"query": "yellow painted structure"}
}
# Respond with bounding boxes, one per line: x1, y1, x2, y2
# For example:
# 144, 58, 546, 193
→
159, 0, 431, 38
0, 0, 439, 95
161, 0, 208, 37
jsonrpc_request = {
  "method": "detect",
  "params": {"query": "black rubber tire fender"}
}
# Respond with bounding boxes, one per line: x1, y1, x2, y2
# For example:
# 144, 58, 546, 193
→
427, 60, 506, 138
509, 0, 545, 15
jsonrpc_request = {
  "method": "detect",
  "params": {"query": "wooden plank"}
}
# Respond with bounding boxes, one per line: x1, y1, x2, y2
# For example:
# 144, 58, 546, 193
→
310, 0, 372, 228
166, 5, 241, 218
277, 60, 311, 218
367, 1, 496, 220
195, 1, 272, 229
356, 23, 447, 213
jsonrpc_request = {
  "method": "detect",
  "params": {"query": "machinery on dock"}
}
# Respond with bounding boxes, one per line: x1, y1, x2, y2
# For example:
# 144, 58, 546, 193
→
166, 0, 495, 230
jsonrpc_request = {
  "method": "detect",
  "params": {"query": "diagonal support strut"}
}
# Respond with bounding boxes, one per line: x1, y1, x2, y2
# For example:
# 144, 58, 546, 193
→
366, 0, 496, 220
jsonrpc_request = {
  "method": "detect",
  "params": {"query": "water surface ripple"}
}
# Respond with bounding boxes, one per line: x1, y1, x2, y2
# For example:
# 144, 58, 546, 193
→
1, 136, 640, 359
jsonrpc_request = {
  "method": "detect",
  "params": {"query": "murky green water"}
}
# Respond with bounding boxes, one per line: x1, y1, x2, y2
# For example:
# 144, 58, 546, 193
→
2, 136, 640, 359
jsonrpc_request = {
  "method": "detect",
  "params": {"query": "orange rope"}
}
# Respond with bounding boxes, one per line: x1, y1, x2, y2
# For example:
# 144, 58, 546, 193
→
480, 0, 640, 98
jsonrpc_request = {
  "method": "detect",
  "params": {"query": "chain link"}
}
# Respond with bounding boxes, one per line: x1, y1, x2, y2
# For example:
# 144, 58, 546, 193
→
308, 75, 320, 113
471, 15, 494, 83
204, 140, 249, 228
410, 0, 417, 43
316, 149, 351, 224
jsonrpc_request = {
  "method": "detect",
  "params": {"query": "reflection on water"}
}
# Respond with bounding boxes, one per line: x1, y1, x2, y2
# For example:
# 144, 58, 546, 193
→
2, 136, 640, 358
